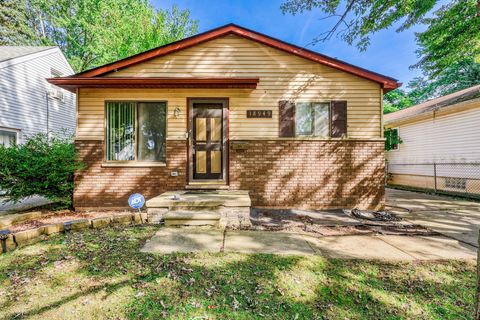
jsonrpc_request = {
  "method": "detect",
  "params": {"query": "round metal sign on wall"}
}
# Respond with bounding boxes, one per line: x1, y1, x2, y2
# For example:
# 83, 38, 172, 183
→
128, 193, 145, 210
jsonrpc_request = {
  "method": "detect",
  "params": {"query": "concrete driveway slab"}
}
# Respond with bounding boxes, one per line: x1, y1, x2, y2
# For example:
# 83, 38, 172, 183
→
224, 230, 315, 255
386, 188, 480, 212
392, 210, 478, 246
141, 228, 224, 254
379, 235, 476, 260
303, 235, 415, 261
386, 188, 480, 246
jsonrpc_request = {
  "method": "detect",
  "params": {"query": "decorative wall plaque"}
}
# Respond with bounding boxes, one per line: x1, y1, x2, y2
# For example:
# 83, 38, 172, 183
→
246, 110, 272, 118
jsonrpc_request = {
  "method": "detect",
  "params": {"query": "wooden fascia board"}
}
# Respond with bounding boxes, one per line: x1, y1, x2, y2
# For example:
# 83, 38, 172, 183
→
47, 77, 260, 92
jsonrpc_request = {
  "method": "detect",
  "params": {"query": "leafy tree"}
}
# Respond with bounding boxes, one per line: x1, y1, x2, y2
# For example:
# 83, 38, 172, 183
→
3, 0, 198, 72
280, 0, 439, 50
384, 89, 415, 114
0, 0, 37, 45
0, 133, 83, 207
412, 0, 480, 77
385, 60, 480, 113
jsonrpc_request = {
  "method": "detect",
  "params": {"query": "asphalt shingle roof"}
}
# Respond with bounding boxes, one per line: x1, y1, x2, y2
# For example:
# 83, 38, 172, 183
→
0, 46, 56, 63
385, 84, 480, 124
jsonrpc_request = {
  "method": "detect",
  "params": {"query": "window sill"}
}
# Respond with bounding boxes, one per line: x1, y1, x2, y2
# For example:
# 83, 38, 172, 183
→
101, 162, 167, 168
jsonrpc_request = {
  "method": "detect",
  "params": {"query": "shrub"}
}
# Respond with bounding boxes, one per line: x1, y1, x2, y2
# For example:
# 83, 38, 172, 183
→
0, 133, 83, 207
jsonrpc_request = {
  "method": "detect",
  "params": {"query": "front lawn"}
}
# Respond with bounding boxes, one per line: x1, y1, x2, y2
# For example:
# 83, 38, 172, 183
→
0, 225, 475, 320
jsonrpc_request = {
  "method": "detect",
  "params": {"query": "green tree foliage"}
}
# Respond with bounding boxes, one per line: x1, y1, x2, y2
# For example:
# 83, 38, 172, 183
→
1, 0, 198, 72
0, 134, 83, 207
0, 0, 36, 45
412, 0, 480, 77
280, 0, 438, 50
385, 60, 480, 113
384, 89, 415, 114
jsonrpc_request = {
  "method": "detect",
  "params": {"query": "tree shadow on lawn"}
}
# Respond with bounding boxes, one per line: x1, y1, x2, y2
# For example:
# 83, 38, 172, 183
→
312, 259, 475, 319
0, 225, 476, 320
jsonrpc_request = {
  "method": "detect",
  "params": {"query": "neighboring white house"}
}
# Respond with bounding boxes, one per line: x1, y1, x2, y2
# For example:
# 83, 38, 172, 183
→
0, 46, 76, 146
384, 84, 480, 195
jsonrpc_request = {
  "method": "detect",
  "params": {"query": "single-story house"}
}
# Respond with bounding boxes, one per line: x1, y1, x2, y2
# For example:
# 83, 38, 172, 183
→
0, 46, 75, 146
48, 24, 400, 211
385, 84, 480, 195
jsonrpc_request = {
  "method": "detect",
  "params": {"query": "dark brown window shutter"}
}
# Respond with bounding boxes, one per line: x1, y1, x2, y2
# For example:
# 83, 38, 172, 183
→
331, 100, 347, 137
279, 100, 295, 137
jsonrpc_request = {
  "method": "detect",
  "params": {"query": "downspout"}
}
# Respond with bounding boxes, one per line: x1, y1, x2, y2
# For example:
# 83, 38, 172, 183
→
45, 92, 49, 139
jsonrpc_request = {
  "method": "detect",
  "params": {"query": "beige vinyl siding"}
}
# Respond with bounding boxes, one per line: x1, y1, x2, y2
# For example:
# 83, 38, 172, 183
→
387, 104, 480, 175
77, 34, 382, 140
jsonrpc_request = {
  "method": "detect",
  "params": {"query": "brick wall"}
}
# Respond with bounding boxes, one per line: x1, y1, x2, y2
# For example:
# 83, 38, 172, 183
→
229, 140, 385, 210
75, 139, 384, 210
74, 140, 187, 209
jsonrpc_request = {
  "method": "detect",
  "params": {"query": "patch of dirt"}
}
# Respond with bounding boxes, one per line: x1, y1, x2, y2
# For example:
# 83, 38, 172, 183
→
7, 210, 134, 232
249, 209, 438, 237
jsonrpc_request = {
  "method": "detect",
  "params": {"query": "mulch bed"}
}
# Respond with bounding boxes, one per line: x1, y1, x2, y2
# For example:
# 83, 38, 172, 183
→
7, 210, 134, 232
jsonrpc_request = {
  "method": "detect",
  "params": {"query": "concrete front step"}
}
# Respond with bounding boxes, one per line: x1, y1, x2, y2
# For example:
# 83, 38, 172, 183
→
185, 184, 229, 190
146, 190, 251, 208
168, 206, 221, 212
146, 190, 252, 228
163, 212, 220, 227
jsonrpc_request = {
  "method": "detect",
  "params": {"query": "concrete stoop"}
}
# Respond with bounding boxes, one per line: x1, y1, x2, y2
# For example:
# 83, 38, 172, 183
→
163, 212, 221, 227
146, 190, 252, 228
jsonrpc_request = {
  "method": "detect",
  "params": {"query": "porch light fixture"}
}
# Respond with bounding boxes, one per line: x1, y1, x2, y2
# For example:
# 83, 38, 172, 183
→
174, 107, 181, 118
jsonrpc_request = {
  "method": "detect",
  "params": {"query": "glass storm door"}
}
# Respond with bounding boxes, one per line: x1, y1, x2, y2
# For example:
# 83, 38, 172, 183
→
192, 104, 223, 180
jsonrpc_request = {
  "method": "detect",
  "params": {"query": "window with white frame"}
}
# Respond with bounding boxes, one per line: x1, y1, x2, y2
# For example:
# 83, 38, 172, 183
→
105, 101, 167, 162
295, 102, 330, 137
0, 128, 19, 147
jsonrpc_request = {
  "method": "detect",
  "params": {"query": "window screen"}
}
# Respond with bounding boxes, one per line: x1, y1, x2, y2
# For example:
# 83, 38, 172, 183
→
106, 101, 166, 162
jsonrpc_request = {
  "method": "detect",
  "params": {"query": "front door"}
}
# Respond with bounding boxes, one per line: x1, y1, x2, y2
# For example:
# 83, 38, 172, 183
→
189, 99, 228, 181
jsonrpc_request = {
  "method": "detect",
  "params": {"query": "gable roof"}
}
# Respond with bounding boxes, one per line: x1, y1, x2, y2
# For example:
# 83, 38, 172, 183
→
64, 24, 400, 91
0, 46, 56, 63
384, 84, 480, 125
0, 46, 74, 75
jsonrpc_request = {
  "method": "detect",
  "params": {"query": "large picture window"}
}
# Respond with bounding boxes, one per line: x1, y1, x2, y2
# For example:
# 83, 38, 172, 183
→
295, 102, 330, 137
106, 101, 166, 162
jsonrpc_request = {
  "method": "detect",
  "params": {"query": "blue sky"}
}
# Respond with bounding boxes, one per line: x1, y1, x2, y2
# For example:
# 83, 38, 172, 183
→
154, 0, 446, 88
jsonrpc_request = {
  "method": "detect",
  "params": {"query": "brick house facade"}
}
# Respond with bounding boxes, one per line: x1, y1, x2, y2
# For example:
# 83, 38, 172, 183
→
50, 24, 399, 211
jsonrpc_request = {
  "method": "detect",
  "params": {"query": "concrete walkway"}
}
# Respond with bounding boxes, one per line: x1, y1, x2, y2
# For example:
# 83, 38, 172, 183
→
386, 188, 480, 246
141, 228, 476, 260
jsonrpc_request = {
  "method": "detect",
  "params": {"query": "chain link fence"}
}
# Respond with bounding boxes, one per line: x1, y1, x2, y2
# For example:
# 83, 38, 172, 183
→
386, 162, 480, 198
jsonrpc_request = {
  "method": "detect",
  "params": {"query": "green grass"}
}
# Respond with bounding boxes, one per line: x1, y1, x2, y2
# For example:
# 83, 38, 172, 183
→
0, 225, 476, 320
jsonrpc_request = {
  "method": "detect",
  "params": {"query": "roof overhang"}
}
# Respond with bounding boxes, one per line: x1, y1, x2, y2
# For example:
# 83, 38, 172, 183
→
69, 24, 401, 92
47, 77, 260, 92
384, 97, 480, 127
